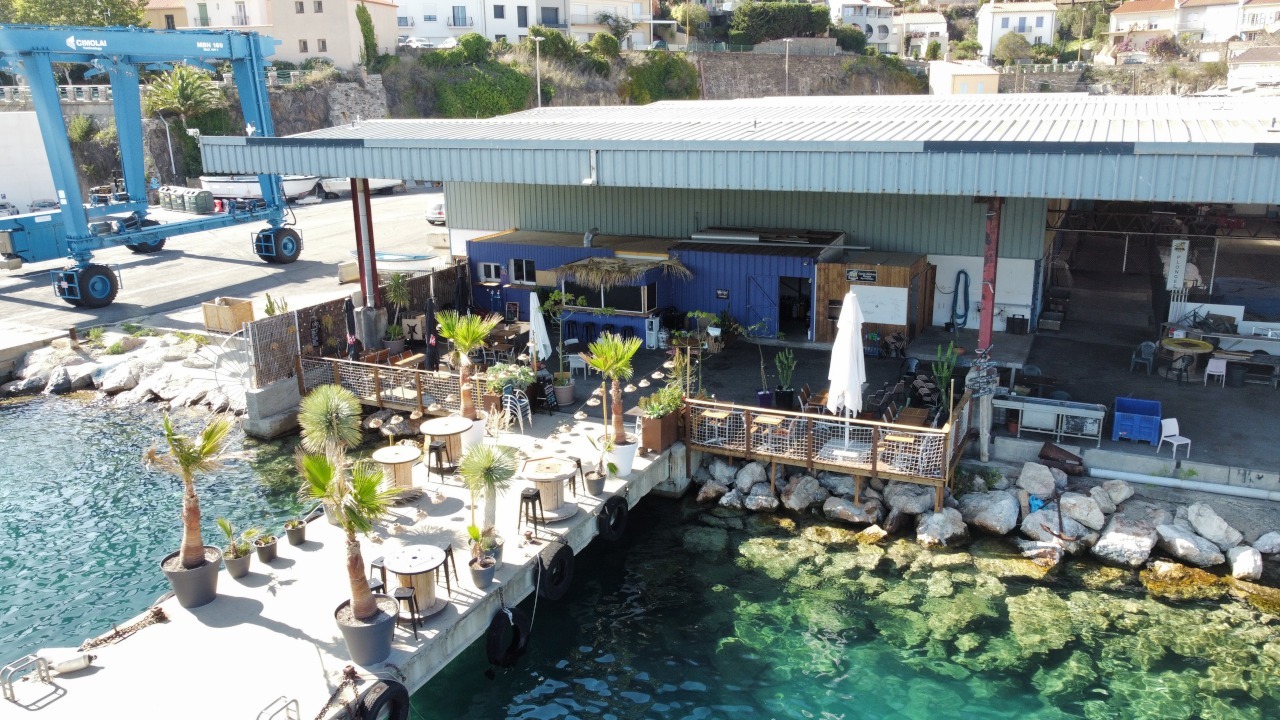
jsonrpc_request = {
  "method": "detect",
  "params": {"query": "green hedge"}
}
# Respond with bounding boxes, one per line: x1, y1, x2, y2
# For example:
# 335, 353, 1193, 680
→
433, 62, 533, 118
730, 1, 830, 45
619, 52, 699, 105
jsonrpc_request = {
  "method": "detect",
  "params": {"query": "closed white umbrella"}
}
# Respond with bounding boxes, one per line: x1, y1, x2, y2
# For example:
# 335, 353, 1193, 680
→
529, 291, 552, 369
826, 290, 867, 420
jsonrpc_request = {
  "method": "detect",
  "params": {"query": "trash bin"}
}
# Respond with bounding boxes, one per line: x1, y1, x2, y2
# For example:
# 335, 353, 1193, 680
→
1226, 364, 1247, 387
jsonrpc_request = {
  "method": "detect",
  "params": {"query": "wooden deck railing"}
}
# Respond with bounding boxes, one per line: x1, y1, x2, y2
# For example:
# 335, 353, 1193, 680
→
297, 357, 479, 416
683, 391, 974, 510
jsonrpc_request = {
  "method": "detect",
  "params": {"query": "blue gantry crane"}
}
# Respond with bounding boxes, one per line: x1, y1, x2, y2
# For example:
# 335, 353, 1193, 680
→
0, 25, 303, 308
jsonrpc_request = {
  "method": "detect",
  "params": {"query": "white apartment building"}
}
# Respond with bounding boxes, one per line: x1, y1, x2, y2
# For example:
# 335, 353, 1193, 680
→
393, 0, 651, 47
928, 60, 1000, 94
1108, 0, 1277, 47
894, 12, 947, 58
975, 2, 1058, 63
1107, 0, 1176, 51
1240, 0, 1280, 38
828, 0, 898, 53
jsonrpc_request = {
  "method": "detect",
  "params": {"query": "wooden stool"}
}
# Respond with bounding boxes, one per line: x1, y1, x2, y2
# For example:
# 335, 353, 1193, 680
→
392, 586, 420, 639
518, 486, 544, 535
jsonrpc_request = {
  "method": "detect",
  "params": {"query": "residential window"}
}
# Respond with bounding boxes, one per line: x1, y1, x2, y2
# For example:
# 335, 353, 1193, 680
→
495, 33, 507, 41
1033, 36, 1042, 45
318, 38, 328, 52
451, 5, 467, 26
398, 16, 410, 26
510, 259, 535, 285
1017, 17, 1026, 32
295, 1, 304, 12
479, 263, 503, 282
1035, 16, 1044, 27
314, 0, 323, 11
164, 14, 176, 29
298, 39, 309, 52
1000, 17, 1008, 28
494, 4, 505, 18
517, 5, 528, 27
424, 14, 437, 21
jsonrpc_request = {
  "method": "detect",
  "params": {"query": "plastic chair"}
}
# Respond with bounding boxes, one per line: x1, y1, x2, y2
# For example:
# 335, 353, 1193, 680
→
1130, 341, 1157, 374
1162, 355, 1193, 385
1158, 418, 1190, 458
566, 352, 587, 379
502, 389, 533, 433
1204, 358, 1227, 387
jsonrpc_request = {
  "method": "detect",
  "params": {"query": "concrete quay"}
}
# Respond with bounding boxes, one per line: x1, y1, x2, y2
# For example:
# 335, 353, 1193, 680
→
0, 413, 688, 719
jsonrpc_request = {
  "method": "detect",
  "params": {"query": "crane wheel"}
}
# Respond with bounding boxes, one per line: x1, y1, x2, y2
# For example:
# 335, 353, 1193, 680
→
257, 228, 302, 265
76, 265, 119, 309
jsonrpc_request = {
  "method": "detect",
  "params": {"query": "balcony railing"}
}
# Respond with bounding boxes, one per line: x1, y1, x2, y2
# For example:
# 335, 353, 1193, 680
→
446, 16, 473, 27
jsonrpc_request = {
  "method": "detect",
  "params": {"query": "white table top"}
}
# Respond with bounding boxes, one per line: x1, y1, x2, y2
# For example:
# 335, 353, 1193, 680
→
419, 415, 473, 437
371, 445, 421, 464
383, 544, 446, 576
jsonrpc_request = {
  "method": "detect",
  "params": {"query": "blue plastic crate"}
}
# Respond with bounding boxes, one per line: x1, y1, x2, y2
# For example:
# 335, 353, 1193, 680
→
1112, 397, 1161, 446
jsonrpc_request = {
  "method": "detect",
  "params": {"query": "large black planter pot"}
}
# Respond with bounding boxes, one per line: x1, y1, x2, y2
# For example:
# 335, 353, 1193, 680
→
224, 553, 252, 579
160, 546, 223, 608
773, 388, 796, 411
755, 390, 774, 408
335, 595, 398, 666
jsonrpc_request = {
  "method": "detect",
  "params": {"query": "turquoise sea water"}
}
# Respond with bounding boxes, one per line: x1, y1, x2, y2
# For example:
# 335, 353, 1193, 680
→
0, 396, 305, 665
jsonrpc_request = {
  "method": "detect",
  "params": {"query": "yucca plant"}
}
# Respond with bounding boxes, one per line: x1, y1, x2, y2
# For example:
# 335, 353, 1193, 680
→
298, 384, 363, 461
382, 272, 412, 327
145, 415, 233, 569
583, 332, 642, 442
436, 311, 502, 420
458, 443, 516, 530
297, 453, 397, 620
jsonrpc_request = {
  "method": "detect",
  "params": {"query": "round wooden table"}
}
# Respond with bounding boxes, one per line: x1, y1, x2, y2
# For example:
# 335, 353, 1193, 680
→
383, 545, 448, 619
420, 415, 473, 468
371, 444, 421, 491
1161, 337, 1214, 375
521, 457, 578, 522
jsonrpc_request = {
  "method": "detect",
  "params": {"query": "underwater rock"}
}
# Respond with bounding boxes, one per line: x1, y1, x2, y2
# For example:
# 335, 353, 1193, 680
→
1031, 650, 1097, 700
1067, 562, 1136, 591
817, 472, 857, 497
800, 524, 862, 546
696, 481, 729, 504
1089, 486, 1116, 514
1140, 560, 1229, 602
1017, 462, 1058, 499
957, 490, 1019, 536
884, 481, 937, 515
709, 458, 737, 485
736, 537, 819, 579
734, 462, 767, 493
922, 587, 998, 641
970, 539, 1052, 580
718, 488, 744, 510
823, 497, 881, 526
1187, 503, 1244, 552
781, 475, 829, 512
699, 512, 744, 531
1060, 492, 1106, 531
1006, 586, 1075, 655
1091, 515, 1158, 568
854, 525, 889, 544
1014, 539, 1064, 568
1156, 524, 1226, 568
884, 538, 924, 570
1227, 546, 1263, 581
1253, 531, 1280, 555
916, 508, 968, 548
98, 361, 141, 394
682, 526, 728, 554
1020, 508, 1098, 555
1103, 479, 1134, 505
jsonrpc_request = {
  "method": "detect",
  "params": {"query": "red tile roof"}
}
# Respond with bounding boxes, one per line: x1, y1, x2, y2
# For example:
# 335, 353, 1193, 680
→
1112, 0, 1176, 14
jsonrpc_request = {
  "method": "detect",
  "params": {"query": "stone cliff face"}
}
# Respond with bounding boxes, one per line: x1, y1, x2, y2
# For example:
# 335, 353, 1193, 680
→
696, 53, 925, 100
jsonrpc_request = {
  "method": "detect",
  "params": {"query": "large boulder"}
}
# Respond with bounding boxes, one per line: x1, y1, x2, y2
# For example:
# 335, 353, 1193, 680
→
42, 366, 74, 395
883, 481, 936, 515
1059, 492, 1106, 531
1103, 479, 1134, 505
817, 473, 858, 498
1156, 524, 1226, 568
1015, 538, 1065, 568
823, 497, 881, 526
1090, 515, 1158, 568
1016, 463, 1057, 499
743, 483, 779, 512
1020, 508, 1097, 555
916, 508, 968, 548
1118, 500, 1173, 529
696, 481, 729, 504
1227, 545, 1263, 580
718, 488, 744, 510
734, 462, 768, 493
98, 361, 141, 394
1088, 486, 1116, 515
2, 375, 46, 396
709, 458, 737, 486
1253, 531, 1280, 555
957, 490, 1020, 536
1186, 503, 1244, 552
781, 475, 829, 513
1048, 466, 1069, 491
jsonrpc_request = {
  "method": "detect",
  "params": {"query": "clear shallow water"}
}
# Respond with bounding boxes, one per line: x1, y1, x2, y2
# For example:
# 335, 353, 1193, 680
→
0, 396, 305, 665
414, 499, 1277, 720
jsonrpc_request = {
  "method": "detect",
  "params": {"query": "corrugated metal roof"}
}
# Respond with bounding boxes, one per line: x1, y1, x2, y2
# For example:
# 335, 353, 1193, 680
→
670, 242, 829, 258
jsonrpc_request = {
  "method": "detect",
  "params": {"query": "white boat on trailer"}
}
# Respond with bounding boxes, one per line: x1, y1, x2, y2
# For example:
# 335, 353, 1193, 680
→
199, 175, 321, 201
319, 177, 404, 198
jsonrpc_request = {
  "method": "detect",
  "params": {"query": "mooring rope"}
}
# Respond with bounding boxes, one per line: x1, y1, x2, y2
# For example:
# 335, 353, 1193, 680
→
78, 606, 168, 651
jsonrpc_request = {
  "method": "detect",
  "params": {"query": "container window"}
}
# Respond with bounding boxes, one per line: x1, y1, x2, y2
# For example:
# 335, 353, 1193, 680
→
480, 262, 503, 282
510, 259, 535, 285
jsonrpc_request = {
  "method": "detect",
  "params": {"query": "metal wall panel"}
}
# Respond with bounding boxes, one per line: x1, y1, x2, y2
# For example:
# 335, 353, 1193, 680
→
449, 184, 1048, 260
671, 249, 814, 337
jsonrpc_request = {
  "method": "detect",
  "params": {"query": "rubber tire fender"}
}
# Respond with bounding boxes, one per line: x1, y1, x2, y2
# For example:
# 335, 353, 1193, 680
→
485, 606, 531, 668
597, 496, 629, 542
534, 541, 575, 601
356, 679, 409, 720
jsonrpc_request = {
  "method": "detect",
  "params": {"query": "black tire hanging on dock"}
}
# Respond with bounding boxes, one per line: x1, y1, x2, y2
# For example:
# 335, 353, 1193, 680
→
485, 606, 531, 668
356, 679, 410, 720
535, 541, 575, 601
597, 496, 629, 542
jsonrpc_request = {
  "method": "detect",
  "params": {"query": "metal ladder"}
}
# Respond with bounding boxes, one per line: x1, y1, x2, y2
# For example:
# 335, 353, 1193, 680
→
1, 655, 51, 702
256, 696, 300, 720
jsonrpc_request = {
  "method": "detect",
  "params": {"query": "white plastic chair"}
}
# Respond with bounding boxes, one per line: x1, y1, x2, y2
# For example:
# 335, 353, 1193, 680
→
1157, 418, 1191, 459
1204, 358, 1227, 387
502, 389, 533, 433
565, 353, 587, 379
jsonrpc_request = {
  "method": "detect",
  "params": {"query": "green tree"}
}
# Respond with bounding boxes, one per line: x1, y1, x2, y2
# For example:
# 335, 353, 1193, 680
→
8, 0, 149, 26
590, 31, 622, 58
925, 39, 942, 60
832, 24, 867, 53
436, 311, 503, 420
730, 1, 830, 45
356, 2, 379, 67
670, 2, 709, 42
951, 39, 983, 60
583, 333, 642, 442
143, 65, 227, 129
993, 32, 1032, 65
620, 51, 700, 103
144, 415, 233, 569
596, 10, 637, 41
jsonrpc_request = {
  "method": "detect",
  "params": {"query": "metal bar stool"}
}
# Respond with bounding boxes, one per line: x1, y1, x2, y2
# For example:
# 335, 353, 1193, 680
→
621, 326, 636, 341
392, 586, 420, 640
427, 440, 451, 481
518, 486, 544, 535
369, 556, 387, 588
567, 457, 583, 496
563, 320, 578, 342
436, 544, 460, 597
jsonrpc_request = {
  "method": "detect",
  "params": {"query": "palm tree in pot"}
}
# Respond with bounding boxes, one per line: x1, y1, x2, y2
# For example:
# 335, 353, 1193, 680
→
583, 332, 643, 476
436, 311, 502, 448
458, 443, 516, 578
298, 384, 364, 525
298, 453, 400, 666
146, 414, 233, 608
383, 272, 412, 354
217, 518, 259, 580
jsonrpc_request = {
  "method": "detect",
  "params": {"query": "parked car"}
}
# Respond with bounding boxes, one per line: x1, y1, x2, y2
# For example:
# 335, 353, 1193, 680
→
0, 201, 19, 216
426, 199, 446, 226
28, 199, 59, 213
398, 37, 433, 49
648, 39, 669, 51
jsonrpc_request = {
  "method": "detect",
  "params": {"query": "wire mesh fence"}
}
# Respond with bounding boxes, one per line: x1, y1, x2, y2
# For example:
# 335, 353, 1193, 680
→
298, 357, 479, 416
246, 311, 300, 389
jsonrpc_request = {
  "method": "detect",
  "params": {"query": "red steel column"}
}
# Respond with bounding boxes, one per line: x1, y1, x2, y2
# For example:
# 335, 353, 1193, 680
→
979, 197, 1002, 351
351, 178, 380, 308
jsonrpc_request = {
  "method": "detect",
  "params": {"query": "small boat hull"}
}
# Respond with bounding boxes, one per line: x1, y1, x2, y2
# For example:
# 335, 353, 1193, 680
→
199, 175, 320, 200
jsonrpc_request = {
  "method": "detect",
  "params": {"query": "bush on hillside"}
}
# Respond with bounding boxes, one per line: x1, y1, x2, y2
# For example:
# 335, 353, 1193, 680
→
951, 39, 982, 60
730, 1, 830, 45
523, 26, 581, 63
434, 62, 533, 118
832, 24, 867, 53
619, 51, 699, 104
925, 40, 941, 60
590, 31, 621, 58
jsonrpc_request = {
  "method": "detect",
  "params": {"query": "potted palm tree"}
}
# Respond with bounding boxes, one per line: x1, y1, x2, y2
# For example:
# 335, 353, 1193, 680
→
217, 518, 259, 579
583, 332, 643, 477
299, 384, 364, 525
467, 525, 499, 588
458, 443, 516, 574
146, 414, 233, 608
436, 311, 503, 451
382, 273, 412, 354
284, 518, 307, 546
253, 532, 278, 563
583, 436, 615, 495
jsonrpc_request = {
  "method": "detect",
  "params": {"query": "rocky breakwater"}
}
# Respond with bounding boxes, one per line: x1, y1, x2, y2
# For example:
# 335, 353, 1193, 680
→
1, 330, 245, 414
690, 455, 1280, 611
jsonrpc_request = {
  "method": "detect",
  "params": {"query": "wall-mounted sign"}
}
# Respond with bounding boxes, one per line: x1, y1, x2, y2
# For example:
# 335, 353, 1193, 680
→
1166, 239, 1189, 291
715, 289, 729, 299
846, 269, 878, 283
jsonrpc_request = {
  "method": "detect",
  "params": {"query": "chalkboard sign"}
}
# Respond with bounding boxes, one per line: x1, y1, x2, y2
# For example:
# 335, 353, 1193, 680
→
846, 269, 878, 283
543, 380, 559, 413
310, 317, 322, 348
504, 301, 520, 324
